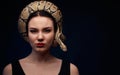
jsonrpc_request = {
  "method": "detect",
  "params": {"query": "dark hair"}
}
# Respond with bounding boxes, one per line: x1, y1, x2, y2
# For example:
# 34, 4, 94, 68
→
26, 10, 57, 36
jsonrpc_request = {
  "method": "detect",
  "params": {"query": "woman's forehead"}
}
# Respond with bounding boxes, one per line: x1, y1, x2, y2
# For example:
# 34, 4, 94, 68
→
28, 16, 54, 28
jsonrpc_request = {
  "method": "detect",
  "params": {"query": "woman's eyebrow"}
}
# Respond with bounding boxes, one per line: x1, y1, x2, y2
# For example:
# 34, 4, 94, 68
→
43, 27, 53, 29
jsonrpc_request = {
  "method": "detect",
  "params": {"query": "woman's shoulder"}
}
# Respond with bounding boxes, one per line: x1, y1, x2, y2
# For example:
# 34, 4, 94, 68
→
2, 63, 12, 75
2, 60, 19, 75
61, 59, 80, 75
70, 63, 80, 75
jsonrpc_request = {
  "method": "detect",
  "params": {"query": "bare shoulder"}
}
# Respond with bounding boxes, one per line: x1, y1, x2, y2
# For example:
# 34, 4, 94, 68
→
2, 64, 12, 75
70, 63, 80, 75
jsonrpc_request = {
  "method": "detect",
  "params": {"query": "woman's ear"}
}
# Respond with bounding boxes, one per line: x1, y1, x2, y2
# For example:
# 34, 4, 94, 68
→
25, 36, 29, 43
52, 39, 58, 47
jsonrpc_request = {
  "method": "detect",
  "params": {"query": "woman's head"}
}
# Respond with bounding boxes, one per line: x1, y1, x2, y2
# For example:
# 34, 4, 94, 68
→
26, 10, 57, 35
28, 15, 55, 52
18, 0, 67, 51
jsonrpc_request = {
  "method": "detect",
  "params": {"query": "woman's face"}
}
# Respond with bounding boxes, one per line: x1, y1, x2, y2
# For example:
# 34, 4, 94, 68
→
28, 16, 55, 52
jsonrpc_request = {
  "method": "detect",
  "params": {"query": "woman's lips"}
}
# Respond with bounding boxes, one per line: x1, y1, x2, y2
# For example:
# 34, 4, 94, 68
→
36, 43, 45, 47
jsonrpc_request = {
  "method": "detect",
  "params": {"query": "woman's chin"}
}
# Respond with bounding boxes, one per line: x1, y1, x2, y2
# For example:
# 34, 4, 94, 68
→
35, 48, 49, 53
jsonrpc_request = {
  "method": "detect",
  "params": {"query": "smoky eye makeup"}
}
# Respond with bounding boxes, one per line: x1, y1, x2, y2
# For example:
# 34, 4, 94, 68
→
43, 27, 52, 33
29, 28, 38, 33
28, 27, 53, 33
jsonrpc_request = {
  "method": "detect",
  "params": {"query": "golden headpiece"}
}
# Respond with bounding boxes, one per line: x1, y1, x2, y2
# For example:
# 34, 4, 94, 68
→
18, 0, 67, 51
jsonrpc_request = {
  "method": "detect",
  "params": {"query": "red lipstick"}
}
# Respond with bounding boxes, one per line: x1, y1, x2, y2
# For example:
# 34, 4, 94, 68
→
36, 43, 45, 47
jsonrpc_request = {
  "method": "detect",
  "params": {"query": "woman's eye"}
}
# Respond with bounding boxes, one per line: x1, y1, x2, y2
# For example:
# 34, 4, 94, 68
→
44, 29, 51, 33
30, 30, 38, 33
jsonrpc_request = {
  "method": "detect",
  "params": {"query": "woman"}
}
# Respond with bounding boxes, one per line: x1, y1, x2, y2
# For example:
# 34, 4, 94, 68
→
3, 0, 79, 75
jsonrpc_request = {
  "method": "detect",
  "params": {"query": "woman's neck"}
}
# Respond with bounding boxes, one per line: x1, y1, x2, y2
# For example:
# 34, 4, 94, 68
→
25, 49, 55, 64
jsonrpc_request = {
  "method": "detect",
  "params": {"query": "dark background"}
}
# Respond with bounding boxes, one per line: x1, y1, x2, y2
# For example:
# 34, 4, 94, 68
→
0, 0, 113, 75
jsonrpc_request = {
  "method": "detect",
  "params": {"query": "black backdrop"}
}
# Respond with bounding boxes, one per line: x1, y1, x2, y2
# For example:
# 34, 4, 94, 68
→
0, 0, 113, 75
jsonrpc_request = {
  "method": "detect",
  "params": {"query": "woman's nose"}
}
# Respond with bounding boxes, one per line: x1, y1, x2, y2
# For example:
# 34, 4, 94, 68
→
37, 32, 44, 42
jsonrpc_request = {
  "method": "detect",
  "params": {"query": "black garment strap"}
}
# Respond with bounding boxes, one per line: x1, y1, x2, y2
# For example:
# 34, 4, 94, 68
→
59, 60, 70, 75
11, 60, 25, 75
11, 60, 70, 75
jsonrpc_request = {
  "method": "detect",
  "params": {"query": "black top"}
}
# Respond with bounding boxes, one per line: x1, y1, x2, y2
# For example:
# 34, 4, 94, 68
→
11, 60, 70, 75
